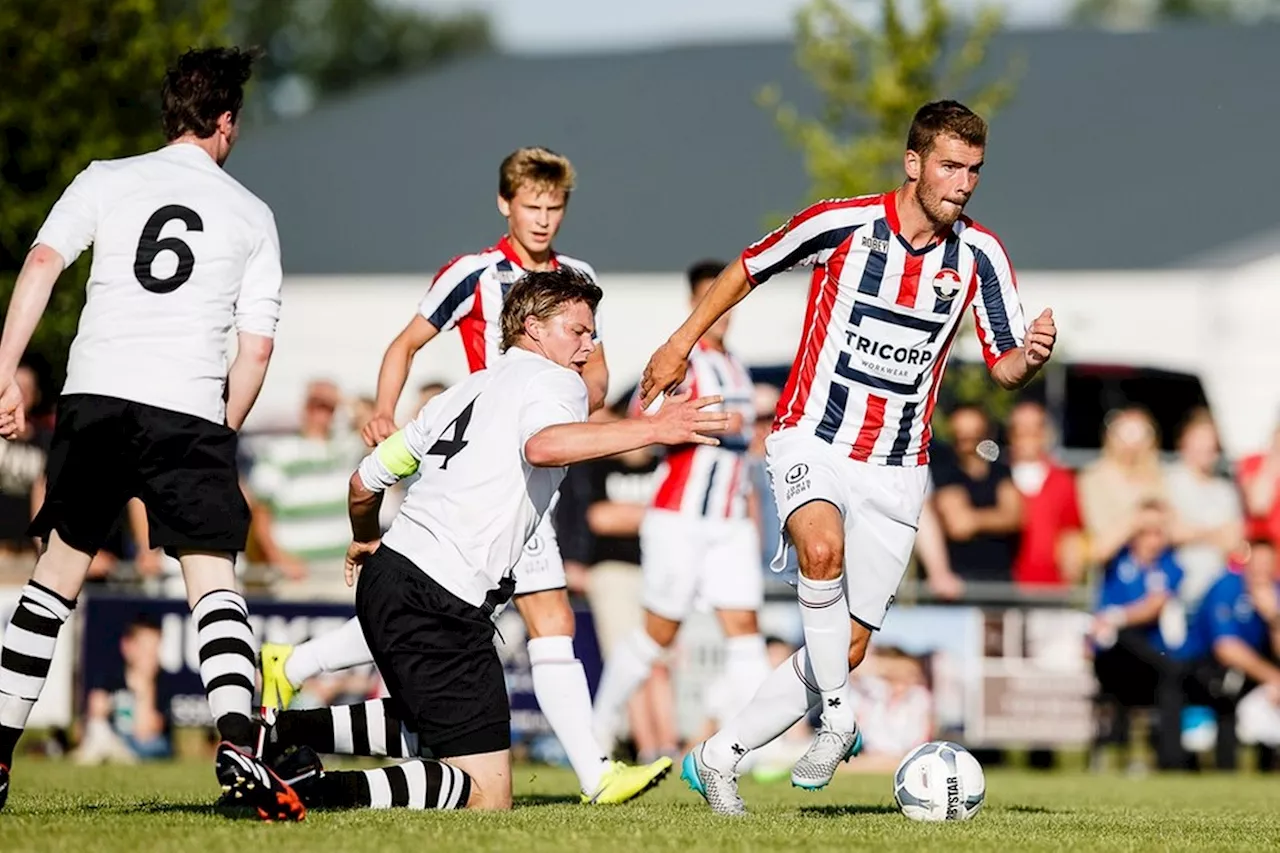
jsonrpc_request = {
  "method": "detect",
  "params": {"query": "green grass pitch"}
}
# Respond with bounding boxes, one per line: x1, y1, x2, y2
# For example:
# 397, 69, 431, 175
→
3, 760, 1277, 852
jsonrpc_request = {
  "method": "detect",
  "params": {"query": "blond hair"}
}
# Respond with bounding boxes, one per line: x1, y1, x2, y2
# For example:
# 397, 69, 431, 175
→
500, 267, 602, 351
499, 146, 576, 200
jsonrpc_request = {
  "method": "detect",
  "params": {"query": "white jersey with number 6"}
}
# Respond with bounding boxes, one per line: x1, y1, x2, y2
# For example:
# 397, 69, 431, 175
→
34, 142, 283, 425
357, 347, 590, 608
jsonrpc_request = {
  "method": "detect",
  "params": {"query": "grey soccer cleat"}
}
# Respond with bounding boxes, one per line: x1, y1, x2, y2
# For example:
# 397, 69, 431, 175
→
790, 724, 863, 790
680, 743, 747, 816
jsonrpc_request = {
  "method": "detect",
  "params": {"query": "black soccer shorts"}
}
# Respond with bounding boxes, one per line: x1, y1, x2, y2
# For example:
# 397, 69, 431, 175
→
355, 545, 511, 759
30, 394, 250, 556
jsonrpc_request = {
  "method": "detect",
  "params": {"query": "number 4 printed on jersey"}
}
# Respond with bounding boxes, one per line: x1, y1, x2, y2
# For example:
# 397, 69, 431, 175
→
425, 399, 477, 469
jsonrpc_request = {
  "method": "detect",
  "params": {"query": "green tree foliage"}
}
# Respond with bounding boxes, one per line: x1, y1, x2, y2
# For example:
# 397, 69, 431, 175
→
230, 0, 491, 120
760, 0, 1019, 207
0, 0, 231, 387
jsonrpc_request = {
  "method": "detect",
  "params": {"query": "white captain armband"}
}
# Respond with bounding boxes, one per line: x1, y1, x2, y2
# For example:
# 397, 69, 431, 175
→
357, 430, 420, 491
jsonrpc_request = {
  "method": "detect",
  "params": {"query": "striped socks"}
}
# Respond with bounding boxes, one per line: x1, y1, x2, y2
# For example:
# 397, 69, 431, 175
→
0, 581, 74, 767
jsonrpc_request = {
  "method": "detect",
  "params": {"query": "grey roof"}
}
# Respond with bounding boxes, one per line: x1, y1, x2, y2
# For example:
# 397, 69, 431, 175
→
227, 25, 1280, 274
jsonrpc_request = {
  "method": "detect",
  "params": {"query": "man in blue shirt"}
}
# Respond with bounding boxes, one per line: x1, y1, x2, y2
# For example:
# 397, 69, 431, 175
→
1163, 538, 1280, 770
1090, 500, 1185, 768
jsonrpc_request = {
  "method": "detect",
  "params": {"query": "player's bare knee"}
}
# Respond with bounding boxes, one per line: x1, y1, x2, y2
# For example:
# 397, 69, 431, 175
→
717, 609, 759, 637
796, 535, 843, 581
462, 771, 512, 811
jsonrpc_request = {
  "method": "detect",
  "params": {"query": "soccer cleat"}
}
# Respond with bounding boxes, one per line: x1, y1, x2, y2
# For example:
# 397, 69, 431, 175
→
268, 744, 324, 807
259, 643, 297, 711
582, 758, 673, 805
680, 744, 746, 816
790, 724, 863, 791
215, 741, 307, 822
0, 764, 9, 811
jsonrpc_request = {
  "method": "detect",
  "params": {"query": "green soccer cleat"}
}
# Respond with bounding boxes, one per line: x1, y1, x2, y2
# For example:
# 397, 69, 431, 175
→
259, 643, 296, 711
582, 758, 673, 805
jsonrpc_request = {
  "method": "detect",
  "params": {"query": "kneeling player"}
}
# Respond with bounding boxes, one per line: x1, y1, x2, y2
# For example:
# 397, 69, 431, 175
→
230, 268, 728, 812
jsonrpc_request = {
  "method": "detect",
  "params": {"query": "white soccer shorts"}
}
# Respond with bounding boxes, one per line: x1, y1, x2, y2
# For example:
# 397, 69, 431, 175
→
639, 508, 763, 621
764, 428, 929, 630
512, 510, 566, 596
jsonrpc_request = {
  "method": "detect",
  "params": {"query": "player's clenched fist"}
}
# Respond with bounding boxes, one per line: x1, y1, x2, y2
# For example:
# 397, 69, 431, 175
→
0, 380, 25, 440
361, 413, 398, 448
345, 539, 381, 586
640, 340, 692, 407
1025, 307, 1056, 368
650, 391, 730, 446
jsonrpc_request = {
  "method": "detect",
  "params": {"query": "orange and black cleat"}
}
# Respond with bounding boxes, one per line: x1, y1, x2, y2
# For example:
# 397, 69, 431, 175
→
215, 742, 306, 822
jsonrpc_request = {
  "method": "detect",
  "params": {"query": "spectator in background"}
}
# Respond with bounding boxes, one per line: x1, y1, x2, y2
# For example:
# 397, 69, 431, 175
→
1167, 539, 1280, 770
0, 365, 50, 563
1165, 409, 1244, 611
555, 397, 676, 763
1007, 400, 1084, 587
1238, 421, 1280, 551
930, 405, 1022, 585
1078, 407, 1168, 569
847, 645, 934, 772
248, 379, 361, 598
75, 614, 171, 764
1088, 499, 1184, 771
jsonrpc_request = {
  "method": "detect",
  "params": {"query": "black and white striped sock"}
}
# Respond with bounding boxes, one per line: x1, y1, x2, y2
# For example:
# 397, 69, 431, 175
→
0, 581, 74, 767
319, 760, 472, 810
272, 698, 417, 758
192, 590, 256, 748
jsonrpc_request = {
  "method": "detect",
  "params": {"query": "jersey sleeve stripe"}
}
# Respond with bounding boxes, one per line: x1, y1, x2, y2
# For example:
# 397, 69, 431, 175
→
971, 247, 1019, 360
423, 267, 484, 331
744, 221, 859, 285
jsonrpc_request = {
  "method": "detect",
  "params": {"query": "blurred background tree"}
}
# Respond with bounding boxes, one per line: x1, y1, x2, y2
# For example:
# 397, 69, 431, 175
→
0, 0, 491, 391
762, 0, 1029, 438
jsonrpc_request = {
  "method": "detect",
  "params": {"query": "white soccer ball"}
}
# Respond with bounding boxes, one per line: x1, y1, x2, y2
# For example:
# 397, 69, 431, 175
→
893, 741, 985, 822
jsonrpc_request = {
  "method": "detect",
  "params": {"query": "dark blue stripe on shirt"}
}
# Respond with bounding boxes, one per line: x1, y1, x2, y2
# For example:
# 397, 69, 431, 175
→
856, 219, 891, 296
972, 247, 1017, 353
427, 267, 485, 329
815, 382, 849, 443
886, 402, 917, 466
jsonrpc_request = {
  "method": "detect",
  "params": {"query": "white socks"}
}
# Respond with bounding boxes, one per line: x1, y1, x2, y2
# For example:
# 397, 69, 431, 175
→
528, 635, 612, 795
284, 616, 374, 686
703, 647, 820, 773
796, 573, 854, 730
591, 628, 663, 752
719, 633, 772, 723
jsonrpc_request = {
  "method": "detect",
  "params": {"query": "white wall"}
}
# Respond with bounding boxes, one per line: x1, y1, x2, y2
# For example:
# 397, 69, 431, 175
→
247, 264, 1280, 457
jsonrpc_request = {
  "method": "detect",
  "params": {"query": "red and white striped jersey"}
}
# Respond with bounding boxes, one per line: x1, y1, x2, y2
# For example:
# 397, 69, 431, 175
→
417, 234, 598, 372
744, 191, 1026, 467
649, 341, 756, 519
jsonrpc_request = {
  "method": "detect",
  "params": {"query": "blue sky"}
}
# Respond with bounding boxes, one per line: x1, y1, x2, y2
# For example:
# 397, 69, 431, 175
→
395, 0, 1073, 53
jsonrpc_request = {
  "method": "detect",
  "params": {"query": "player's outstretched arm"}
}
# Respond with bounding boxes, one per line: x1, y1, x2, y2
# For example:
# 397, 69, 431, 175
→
363, 315, 441, 447
0, 245, 66, 439
525, 392, 730, 468
990, 307, 1056, 390
640, 261, 753, 406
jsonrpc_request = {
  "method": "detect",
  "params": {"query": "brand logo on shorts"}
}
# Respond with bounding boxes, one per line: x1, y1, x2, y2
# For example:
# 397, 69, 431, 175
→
885, 594, 896, 615
524, 535, 545, 557
932, 268, 962, 301
784, 463, 809, 485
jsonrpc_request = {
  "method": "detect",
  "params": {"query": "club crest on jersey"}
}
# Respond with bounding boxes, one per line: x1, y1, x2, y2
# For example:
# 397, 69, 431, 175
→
784, 463, 809, 485
932, 268, 962, 301
861, 234, 890, 254
524, 535, 545, 557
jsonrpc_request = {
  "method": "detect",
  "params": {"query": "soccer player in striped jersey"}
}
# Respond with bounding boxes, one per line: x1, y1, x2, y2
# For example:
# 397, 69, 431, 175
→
642, 101, 1058, 815
258, 149, 669, 804
591, 260, 770, 753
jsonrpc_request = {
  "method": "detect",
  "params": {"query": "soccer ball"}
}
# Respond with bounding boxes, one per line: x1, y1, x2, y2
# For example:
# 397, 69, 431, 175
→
893, 741, 985, 822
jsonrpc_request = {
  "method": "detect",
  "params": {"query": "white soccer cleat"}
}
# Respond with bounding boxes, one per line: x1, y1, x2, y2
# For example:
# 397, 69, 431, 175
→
790, 723, 863, 790
680, 743, 746, 816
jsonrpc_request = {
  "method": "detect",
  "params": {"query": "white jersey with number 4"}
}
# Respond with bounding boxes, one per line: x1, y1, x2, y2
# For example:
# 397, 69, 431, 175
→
34, 143, 283, 425
357, 347, 590, 608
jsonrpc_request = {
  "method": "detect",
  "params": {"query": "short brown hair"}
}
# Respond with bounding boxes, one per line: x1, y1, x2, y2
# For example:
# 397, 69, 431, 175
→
499, 147, 576, 200
500, 267, 602, 350
906, 100, 987, 158
162, 47, 258, 141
